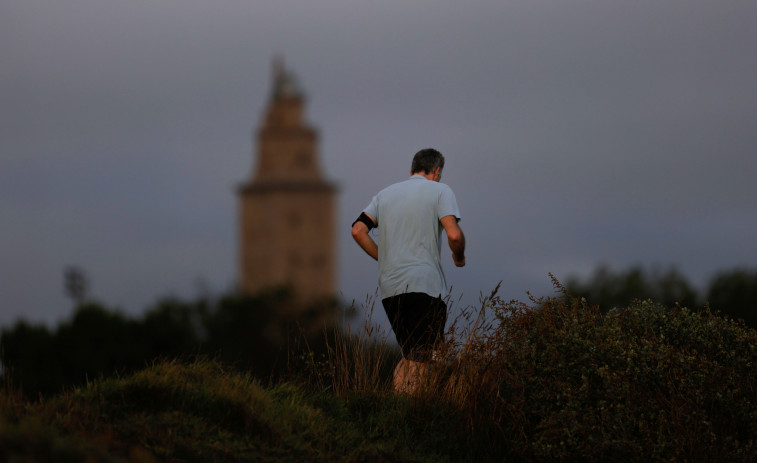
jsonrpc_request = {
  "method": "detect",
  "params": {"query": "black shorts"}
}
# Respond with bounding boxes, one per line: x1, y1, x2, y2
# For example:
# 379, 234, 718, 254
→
382, 292, 447, 362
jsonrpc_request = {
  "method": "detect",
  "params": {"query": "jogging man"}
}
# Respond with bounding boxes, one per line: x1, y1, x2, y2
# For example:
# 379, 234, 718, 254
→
351, 148, 466, 393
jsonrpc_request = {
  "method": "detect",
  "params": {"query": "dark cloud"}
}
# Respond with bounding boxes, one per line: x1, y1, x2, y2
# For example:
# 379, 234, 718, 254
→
2, 0, 756, 325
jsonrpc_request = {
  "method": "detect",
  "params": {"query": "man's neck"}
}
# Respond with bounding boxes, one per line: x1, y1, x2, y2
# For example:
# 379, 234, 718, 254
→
411, 170, 439, 182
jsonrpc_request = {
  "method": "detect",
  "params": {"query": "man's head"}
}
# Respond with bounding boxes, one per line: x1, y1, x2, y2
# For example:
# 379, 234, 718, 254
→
411, 148, 445, 180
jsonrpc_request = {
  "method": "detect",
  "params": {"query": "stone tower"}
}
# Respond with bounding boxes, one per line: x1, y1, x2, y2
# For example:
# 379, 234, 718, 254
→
238, 59, 337, 301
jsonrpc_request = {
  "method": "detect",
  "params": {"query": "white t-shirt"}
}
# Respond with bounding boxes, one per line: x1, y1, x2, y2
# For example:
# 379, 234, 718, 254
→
363, 174, 461, 299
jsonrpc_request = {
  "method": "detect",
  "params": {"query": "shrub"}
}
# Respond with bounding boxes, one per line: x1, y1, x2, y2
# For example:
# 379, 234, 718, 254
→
447, 282, 757, 461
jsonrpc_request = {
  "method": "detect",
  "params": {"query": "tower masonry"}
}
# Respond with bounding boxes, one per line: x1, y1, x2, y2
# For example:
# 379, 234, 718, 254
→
238, 60, 338, 301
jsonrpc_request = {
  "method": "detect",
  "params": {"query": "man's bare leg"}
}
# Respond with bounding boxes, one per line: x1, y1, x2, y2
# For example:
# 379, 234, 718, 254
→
393, 358, 429, 394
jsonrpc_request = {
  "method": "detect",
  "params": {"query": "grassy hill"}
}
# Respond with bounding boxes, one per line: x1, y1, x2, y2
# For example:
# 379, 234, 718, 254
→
1, 289, 755, 462
0, 359, 474, 462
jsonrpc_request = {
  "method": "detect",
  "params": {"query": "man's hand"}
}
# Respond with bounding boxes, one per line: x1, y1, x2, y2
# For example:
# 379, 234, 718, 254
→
452, 253, 466, 267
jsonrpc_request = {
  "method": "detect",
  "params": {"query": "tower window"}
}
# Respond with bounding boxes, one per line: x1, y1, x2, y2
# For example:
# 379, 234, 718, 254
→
311, 254, 326, 268
295, 151, 311, 168
288, 212, 301, 228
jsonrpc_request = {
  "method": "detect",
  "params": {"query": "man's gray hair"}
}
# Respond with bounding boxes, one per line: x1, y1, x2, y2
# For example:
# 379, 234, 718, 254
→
411, 148, 445, 174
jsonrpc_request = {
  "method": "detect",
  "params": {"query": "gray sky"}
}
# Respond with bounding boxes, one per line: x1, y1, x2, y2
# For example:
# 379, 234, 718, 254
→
2, 0, 756, 327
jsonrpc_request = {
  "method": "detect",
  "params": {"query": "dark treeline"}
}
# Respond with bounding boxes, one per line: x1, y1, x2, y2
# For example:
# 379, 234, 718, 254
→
3, 265, 755, 399
566, 265, 757, 328
1, 287, 343, 398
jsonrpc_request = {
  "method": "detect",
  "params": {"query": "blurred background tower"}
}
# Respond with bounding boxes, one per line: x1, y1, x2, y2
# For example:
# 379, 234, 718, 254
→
238, 59, 337, 301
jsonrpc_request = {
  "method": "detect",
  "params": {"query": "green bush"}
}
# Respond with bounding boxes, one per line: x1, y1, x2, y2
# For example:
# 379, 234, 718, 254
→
456, 287, 757, 461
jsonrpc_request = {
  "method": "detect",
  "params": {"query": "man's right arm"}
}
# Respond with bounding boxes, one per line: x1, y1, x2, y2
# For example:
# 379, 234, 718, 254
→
351, 213, 378, 261
440, 215, 465, 267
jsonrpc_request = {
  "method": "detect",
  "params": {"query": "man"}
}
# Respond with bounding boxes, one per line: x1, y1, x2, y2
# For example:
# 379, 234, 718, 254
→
351, 148, 466, 393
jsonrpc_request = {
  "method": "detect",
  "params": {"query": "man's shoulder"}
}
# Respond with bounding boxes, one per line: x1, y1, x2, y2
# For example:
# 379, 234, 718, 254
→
437, 182, 455, 193
388, 177, 454, 190
376, 177, 455, 201
377, 177, 416, 195
427, 181, 456, 198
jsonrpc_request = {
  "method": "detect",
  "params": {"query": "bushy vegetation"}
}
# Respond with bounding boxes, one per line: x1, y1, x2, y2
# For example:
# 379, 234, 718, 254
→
300, 280, 757, 461
1, 275, 756, 461
476, 289, 755, 460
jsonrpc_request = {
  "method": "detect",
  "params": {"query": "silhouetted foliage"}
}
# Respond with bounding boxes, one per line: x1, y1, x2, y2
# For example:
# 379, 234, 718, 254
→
135, 298, 204, 359
567, 265, 757, 328
63, 266, 89, 306
566, 264, 701, 311
707, 268, 757, 328
1, 287, 342, 398
202, 290, 287, 377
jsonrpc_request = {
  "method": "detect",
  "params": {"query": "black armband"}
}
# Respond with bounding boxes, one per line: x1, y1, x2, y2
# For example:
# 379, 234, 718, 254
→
352, 212, 375, 231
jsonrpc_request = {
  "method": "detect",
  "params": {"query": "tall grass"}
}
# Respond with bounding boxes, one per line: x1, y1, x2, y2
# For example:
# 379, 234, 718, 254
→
299, 291, 399, 395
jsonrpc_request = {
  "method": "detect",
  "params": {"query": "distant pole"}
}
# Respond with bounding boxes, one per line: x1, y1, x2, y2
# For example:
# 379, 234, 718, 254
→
64, 266, 89, 307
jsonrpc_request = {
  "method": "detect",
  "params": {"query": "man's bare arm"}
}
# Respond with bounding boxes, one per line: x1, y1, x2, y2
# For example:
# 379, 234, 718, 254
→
351, 214, 378, 261
440, 215, 466, 267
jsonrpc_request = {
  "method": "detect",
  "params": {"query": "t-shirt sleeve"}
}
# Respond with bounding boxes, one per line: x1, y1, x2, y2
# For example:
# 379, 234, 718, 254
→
363, 194, 380, 226
437, 186, 461, 222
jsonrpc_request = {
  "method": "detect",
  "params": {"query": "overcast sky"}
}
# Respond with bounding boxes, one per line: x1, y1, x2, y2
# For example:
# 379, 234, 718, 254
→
2, 0, 756, 327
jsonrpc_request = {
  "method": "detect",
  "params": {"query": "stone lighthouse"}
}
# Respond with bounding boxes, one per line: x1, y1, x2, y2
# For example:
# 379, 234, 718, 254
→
237, 59, 337, 301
